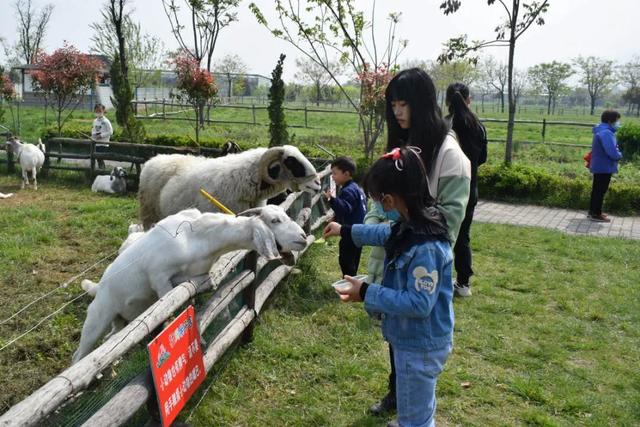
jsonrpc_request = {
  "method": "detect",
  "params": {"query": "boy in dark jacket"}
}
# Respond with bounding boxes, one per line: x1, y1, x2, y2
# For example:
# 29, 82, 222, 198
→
323, 156, 367, 276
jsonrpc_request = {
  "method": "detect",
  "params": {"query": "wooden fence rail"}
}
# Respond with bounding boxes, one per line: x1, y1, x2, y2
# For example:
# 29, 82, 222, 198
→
0, 167, 332, 427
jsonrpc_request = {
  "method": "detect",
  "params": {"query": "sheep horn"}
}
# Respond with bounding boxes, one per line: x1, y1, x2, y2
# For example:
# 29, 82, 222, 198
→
236, 207, 263, 217
258, 146, 285, 184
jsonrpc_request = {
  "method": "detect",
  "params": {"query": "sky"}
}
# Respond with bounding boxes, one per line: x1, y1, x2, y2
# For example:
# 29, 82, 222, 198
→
0, 0, 638, 82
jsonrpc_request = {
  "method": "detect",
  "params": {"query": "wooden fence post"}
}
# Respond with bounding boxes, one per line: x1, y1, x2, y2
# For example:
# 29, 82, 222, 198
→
241, 251, 259, 344
89, 138, 96, 176
252, 104, 256, 125
7, 149, 14, 174
304, 106, 308, 128
162, 99, 166, 120
541, 118, 547, 142
42, 139, 50, 178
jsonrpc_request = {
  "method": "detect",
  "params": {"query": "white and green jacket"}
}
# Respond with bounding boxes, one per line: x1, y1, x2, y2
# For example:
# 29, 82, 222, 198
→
428, 131, 471, 244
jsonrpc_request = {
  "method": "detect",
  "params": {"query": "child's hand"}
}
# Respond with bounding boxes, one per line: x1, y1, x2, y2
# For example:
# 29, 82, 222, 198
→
323, 190, 332, 201
335, 275, 363, 302
323, 222, 341, 238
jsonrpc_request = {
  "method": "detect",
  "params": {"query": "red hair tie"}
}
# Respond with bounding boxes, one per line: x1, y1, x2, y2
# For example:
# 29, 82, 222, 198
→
381, 147, 402, 160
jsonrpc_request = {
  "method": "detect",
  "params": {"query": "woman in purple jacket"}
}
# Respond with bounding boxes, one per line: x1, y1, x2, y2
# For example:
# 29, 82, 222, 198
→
588, 110, 623, 222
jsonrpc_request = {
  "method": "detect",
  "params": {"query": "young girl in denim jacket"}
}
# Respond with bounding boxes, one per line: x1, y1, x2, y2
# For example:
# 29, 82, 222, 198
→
323, 146, 454, 427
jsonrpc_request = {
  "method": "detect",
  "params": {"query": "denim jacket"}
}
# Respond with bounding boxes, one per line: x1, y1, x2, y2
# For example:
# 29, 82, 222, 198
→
351, 223, 454, 351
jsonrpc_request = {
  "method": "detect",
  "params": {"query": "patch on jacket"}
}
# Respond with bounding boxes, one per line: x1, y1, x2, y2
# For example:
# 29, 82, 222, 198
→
413, 266, 438, 294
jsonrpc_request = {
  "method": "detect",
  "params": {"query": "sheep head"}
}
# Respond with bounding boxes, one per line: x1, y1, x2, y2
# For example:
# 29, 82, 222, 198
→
110, 166, 127, 180
237, 204, 307, 266
259, 145, 321, 193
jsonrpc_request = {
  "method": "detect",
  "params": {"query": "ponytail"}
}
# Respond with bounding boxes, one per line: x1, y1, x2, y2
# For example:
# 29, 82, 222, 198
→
445, 82, 483, 157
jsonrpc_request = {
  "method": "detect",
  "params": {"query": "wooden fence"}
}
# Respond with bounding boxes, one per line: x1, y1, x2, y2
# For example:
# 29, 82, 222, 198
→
0, 167, 333, 427
131, 99, 595, 148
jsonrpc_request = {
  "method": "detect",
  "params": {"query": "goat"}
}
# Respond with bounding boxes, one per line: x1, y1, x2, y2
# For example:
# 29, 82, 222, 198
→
220, 141, 241, 155
73, 205, 307, 363
91, 166, 128, 194
5, 137, 45, 190
138, 145, 320, 229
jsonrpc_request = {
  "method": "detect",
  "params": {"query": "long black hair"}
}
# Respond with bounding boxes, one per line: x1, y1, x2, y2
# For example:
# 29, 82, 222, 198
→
445, 82, 485, 162
385, 68, 449, 175
363, 147, 447, 239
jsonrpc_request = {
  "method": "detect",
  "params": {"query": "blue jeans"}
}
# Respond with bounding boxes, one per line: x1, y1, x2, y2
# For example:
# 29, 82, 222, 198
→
394, 344, 452, 427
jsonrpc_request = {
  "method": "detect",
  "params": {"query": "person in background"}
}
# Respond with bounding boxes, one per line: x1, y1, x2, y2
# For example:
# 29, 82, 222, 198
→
91, 103, 113, 169
445, 82, 488, 297
323, 146, 454, 427
588, 110, 623, 223
323, 156, 367, 276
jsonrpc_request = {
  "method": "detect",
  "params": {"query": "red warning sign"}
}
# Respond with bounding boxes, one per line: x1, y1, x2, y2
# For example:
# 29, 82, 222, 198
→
148, 305, 206, 427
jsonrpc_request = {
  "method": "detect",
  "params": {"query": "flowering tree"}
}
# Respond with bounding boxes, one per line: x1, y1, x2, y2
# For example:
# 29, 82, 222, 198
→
0, 68, 17, 127
250, 0, 406, 159
357, 64, 394, 151
172, 52, 218, 143
31, 44, 102, 135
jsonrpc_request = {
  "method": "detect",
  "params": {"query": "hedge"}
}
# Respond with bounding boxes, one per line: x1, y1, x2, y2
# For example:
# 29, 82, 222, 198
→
617, 122, 640, 161
478, 163, 640, 215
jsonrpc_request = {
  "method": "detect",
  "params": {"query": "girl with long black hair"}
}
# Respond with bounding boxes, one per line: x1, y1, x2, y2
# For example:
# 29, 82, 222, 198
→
445, 82, 488, 297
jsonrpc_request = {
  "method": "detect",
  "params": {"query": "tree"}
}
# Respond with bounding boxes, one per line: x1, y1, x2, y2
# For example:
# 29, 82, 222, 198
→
90, 9, 167, 89
172, 52, 218, 143
31, 44, 101, 135
100, 0, 145, 142
12, 0, 54, 65
294, 57, 342, 106
268, 54, 289, 148
573, 56, 615, 115
162, 0, 240, 72
214, 54, 247, 99
428, 60, 480, 105
439, 0, 550, 165
250, 0, 407, 159
512, 68, 529, 106
617, 57, 640, 115
528, 61, 573, 115
482, 56, 508, 113
0, 67, 17, 127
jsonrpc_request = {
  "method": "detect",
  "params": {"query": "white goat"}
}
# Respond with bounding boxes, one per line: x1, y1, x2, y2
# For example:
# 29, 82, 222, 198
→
73, 205, 307, 363
5, 137, 45, 190
91, 166, 128, 194
138, 145, 320, 229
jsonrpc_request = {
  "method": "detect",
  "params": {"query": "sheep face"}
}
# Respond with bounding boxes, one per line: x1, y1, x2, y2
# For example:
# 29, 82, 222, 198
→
110, 166, 127, 180
239, 205, 307, 266
263, 146, 321, 193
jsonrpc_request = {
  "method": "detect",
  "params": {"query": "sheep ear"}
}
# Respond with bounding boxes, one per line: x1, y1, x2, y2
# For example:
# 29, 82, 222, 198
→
237, 207, 263, 217
251, 219, 279, 260
259, 147, 285, 184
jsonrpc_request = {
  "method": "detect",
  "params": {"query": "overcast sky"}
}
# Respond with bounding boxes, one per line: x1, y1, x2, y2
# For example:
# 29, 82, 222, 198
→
1, 0, 638, 81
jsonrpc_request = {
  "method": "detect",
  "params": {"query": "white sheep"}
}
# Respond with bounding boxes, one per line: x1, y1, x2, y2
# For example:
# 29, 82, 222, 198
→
5, 137, 45, 190
138, 145, 320, 229
73, 204, 307, 363
91, 166, 128, 194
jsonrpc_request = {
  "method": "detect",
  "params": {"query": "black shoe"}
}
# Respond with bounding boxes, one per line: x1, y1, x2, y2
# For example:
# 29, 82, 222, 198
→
369, 392, 397, 415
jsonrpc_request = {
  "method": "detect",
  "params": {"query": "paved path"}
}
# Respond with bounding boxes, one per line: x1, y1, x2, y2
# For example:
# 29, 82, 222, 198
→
474, 200, 640, 240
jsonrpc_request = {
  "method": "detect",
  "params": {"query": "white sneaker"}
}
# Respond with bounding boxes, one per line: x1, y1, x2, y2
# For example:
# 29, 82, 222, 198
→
454, 282, 472, 297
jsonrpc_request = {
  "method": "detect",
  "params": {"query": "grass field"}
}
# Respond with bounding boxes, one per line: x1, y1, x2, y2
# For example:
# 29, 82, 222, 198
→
182, 224, 640, 426
0, 177, 638, 425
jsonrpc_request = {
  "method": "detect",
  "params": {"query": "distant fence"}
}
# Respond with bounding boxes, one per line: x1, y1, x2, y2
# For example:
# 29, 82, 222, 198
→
131, 100, 595, 148
132, 99, 358, 130
0, 167, 333, 427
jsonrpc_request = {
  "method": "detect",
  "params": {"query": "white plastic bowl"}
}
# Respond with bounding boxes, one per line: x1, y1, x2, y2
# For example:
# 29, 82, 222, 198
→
331, 274, 367, 292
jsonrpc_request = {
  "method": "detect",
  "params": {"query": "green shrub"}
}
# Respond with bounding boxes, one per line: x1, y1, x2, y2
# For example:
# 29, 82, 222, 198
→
617, 122, 640, 161
478, 163, 639, 214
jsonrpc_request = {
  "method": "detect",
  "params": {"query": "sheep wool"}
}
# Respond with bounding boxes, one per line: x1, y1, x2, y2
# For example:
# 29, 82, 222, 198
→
138, 145, 321, 229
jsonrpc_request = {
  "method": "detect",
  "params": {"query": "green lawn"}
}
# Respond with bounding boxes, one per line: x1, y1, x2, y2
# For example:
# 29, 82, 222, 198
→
0, 176, 638, 425
184, 224, 640, 427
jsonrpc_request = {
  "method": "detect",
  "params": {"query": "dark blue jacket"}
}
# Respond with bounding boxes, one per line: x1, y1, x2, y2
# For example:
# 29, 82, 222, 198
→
590, 123, 622, 174
330, 180, 367, 225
